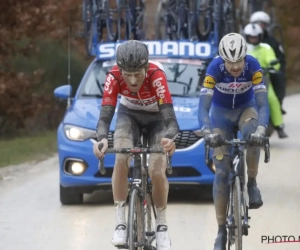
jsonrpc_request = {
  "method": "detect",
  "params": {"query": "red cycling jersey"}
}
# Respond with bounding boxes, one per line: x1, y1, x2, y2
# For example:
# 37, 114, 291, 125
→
102, 61, 173, 112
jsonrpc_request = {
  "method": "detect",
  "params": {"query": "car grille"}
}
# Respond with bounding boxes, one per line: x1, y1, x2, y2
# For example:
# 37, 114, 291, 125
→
93, 131, 201, 149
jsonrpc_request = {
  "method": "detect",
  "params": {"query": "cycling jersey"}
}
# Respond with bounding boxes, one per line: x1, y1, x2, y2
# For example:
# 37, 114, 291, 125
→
102, 61, 172, 112
201, 55, 266, 109
96, 61, 179, 142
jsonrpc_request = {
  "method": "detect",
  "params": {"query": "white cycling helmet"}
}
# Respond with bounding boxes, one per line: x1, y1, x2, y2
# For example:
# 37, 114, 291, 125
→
244, 23, 263, 36
218, 33, 247, 62
250, 11, 271, 24
244, 23, 263, 46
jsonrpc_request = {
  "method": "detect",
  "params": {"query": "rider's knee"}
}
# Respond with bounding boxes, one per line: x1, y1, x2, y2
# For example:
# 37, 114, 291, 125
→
239, 107, 258, 137
148, 153, 166, 179
240, 118, 257, 138
213, 155, 232, 176
114, 151, 132, 171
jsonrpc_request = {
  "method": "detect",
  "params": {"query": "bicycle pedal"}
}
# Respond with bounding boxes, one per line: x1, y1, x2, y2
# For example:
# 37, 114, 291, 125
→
226, 224, 237, 229
145, 231, 155, 237
242, 228, 249, 236
242, 224, 250, 228
116, 244, 128, 249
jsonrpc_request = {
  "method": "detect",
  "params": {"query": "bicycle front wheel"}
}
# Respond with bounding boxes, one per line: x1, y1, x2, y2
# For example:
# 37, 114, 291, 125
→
128, 188, 143, 250
234, 176, 243, 250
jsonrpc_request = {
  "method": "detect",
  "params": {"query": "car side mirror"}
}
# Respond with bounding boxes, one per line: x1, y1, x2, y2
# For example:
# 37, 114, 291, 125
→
54, 85, 73, 100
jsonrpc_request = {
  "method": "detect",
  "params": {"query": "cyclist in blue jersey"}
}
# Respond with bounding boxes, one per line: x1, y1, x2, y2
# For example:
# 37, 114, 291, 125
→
198, 33, 270, 250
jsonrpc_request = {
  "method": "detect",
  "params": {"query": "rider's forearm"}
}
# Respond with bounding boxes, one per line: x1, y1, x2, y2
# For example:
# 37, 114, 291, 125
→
198, 91, 213, 132
254, 89, 270, 128
96, 105, 115, 141
159, 103, 179, 140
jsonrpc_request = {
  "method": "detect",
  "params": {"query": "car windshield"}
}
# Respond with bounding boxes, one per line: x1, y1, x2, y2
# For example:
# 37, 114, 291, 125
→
78, 59, 204, 98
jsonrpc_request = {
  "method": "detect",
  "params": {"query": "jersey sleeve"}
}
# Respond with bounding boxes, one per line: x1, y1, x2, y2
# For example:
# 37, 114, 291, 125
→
250, 57, 266, 92
150, 70, 173, 105
264, 45, 280, 71
101, 73, 120, 106
200, 57, 220, 95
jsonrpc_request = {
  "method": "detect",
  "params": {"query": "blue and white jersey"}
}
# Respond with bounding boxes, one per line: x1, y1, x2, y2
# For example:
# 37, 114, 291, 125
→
201, 55, 266, 109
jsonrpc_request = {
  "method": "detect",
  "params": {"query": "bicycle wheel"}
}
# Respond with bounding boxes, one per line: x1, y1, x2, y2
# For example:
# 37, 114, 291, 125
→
103, 0, 118, 42
193, 0, 213, 41
222, 0, 238, 35
128, 188, 143, 250
238, 0, 252, 31
215, 0, 223, 44
177, 0, 189, 40
233, 176, 243, 250
83, 0, 93, 55
165, 0, 178, 40
154, 0, 166, 40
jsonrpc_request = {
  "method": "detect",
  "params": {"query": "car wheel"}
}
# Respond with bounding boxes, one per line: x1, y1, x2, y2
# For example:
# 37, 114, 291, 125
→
60, 185, 83, 205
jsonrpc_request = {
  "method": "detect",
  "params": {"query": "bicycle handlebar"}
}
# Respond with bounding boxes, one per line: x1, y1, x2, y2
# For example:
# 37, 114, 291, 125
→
97, 143, 173, 175
204, 138, 271, 166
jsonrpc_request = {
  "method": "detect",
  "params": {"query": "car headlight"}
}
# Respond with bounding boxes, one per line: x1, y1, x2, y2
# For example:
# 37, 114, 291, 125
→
70, 162, 86, 175
64, 125, 96, 141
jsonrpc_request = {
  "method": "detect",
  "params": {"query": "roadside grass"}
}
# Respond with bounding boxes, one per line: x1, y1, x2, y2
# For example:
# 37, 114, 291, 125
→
0, 130, 57, 167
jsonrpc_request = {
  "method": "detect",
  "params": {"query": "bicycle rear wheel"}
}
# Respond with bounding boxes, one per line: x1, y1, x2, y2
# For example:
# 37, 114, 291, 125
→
128, 188, 143, 250
233, 177, 242, 250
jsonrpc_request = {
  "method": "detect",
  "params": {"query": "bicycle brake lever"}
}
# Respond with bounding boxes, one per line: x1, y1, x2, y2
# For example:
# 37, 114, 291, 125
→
166, 152, 173, 174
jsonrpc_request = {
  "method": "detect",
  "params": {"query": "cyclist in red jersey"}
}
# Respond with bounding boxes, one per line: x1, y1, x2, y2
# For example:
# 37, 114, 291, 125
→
93, 40, 179, 250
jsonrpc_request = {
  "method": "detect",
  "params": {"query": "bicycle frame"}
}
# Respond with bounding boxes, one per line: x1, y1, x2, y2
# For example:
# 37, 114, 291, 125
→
98, 131, 172, 250
226, 139, 249, 249
204, 130, 270, 249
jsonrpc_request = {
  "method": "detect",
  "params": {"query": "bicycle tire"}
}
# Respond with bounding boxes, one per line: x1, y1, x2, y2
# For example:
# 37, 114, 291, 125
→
177, 0, 189, 40
128, 188, 143, 250
154, 0, 165, 40
216, 0, 223, 44
134, 0, 146, 40
233, 176, 243, 250
83, 0, 93, 55
104, 0, 118, 42
238, 0, 252, 29
193, 0, 213, 41
222, 0, 238, 35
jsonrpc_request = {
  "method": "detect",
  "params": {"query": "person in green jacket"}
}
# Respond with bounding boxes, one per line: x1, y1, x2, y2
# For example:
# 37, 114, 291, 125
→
243, 23, 288, 138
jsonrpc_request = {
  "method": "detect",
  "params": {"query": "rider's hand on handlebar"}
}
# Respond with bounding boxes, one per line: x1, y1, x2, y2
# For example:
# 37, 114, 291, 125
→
204, 133, 225, 147
161, 138, 176, 156
93, 138, 108, 159
248, 126, 266, 146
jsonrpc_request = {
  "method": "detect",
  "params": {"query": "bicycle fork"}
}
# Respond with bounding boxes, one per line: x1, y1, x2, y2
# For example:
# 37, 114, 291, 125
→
226, 173, 250, 236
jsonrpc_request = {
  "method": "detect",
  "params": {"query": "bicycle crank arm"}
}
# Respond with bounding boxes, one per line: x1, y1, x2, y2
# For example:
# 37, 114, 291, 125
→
226, 224, 237, 229
145, 231, 155, 237
116, 244, 129, 249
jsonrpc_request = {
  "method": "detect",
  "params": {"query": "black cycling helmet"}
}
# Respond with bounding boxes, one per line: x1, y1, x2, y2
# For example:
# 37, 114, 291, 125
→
116, 40, 149, 72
